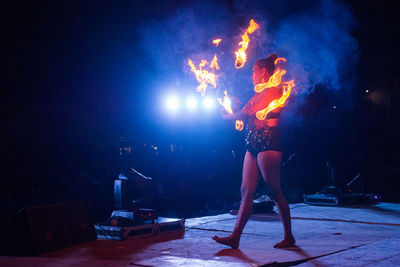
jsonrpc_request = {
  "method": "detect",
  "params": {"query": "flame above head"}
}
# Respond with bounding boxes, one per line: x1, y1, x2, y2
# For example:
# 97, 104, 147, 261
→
254, 57, 288, 93
199, 59, 208, 68
188, 58, 218, 96
213, 38, 222, 47
235, 19, 260, 69
256, 80, 295, 120
210, 54, 220, 71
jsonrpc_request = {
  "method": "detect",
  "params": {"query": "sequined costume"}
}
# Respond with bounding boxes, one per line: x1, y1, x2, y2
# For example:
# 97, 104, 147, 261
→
242, 87, 283, 156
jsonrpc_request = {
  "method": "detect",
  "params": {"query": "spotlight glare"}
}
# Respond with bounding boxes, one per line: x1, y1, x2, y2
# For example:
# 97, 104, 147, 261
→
166, 95, 180, 112
203, 97, 215, 110
186, 97, 198, 110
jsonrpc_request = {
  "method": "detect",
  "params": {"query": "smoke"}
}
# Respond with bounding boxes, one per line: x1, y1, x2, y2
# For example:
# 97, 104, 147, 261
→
138, 1, 232, 87
273, 0, 359, 94
139, 0, 359, 109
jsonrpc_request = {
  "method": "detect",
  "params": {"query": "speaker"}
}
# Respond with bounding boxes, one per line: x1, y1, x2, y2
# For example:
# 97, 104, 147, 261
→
0, 200, 97, 255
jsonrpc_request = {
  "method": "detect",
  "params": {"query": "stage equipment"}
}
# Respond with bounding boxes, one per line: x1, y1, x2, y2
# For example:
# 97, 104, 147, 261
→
231, 195, 274, 215
114, 170, 152, 210
304, 186, 381, 206
114, 175, 128, 210
0, 200, 96, 256
253, 195, 274, 213
111, 170, 164, 232
108, 208, 158, 226
303, 186, 340, 206
95, 217, 185, 240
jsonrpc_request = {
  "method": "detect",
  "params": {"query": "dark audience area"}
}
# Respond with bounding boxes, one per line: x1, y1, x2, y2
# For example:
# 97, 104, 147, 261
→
1, 92, 399, 222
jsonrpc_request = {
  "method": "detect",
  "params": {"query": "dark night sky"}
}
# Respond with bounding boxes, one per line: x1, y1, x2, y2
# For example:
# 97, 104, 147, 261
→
1, 0, 399, 143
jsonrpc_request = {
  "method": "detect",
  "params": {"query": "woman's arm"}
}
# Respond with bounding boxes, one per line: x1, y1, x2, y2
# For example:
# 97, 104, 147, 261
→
221, 109, 249, 121
221, 88, 281, 121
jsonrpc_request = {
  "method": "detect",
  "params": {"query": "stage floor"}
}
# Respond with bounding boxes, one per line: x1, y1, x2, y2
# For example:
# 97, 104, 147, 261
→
1, 202, 400, 266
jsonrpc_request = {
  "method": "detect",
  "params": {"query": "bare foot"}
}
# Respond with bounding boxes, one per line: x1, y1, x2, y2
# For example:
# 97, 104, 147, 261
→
212, 235, 240, 249
273, 236, 296, 248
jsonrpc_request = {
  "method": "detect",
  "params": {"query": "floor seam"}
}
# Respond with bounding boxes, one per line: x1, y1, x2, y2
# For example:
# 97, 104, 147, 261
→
186, 226, 270, 237
268, 244, 368, 267
279, 235, 400, 266
362, 252, 400, 266
291, 217, 400, 226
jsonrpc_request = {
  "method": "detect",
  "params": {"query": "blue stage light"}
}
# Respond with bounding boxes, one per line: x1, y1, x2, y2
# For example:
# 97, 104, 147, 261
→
203, 97, 215, 110
186, 97, 198, 110
165, 95, 180, 112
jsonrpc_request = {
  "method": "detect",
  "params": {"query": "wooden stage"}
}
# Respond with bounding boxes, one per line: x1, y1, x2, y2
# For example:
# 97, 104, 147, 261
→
1, 202, 400, 266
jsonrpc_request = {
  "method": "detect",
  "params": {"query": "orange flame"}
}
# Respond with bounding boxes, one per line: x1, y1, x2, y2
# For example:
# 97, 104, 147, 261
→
188, 58, 217, 96
235, 120, 244, 131
210, 54, 220, 71
235, 19, 260, 69
217, 90, 244, 131
254, 57, 287, 93
253, 57, 295, 120
213, 38, 222, 47
217, 90, 233, 114
256, 80, 295, 120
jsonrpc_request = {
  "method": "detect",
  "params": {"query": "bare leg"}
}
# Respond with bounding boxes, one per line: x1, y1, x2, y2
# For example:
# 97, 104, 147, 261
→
257, 151, 295, 248
212, 151, 259, 248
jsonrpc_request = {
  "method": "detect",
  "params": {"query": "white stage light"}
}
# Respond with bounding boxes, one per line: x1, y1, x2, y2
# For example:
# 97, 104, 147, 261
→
203, 97, 215, 110
166, 95, 180, 112
186, 97, 198, 110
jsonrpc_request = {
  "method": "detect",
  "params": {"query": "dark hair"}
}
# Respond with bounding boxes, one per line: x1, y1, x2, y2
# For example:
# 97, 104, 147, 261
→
255, 53, 277, 76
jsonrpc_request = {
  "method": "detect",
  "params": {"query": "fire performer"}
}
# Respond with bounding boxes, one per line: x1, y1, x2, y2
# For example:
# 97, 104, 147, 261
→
212, 54, 295, 249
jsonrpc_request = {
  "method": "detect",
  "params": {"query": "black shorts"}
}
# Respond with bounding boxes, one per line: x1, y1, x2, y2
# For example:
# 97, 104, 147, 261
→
245, 125, 282, 156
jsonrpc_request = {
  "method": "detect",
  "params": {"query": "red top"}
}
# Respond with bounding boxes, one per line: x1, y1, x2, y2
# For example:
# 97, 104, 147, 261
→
241, 87, 282, 129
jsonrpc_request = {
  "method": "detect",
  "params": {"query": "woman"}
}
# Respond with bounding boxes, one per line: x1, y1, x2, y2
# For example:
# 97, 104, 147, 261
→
212, 54, 295, 249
